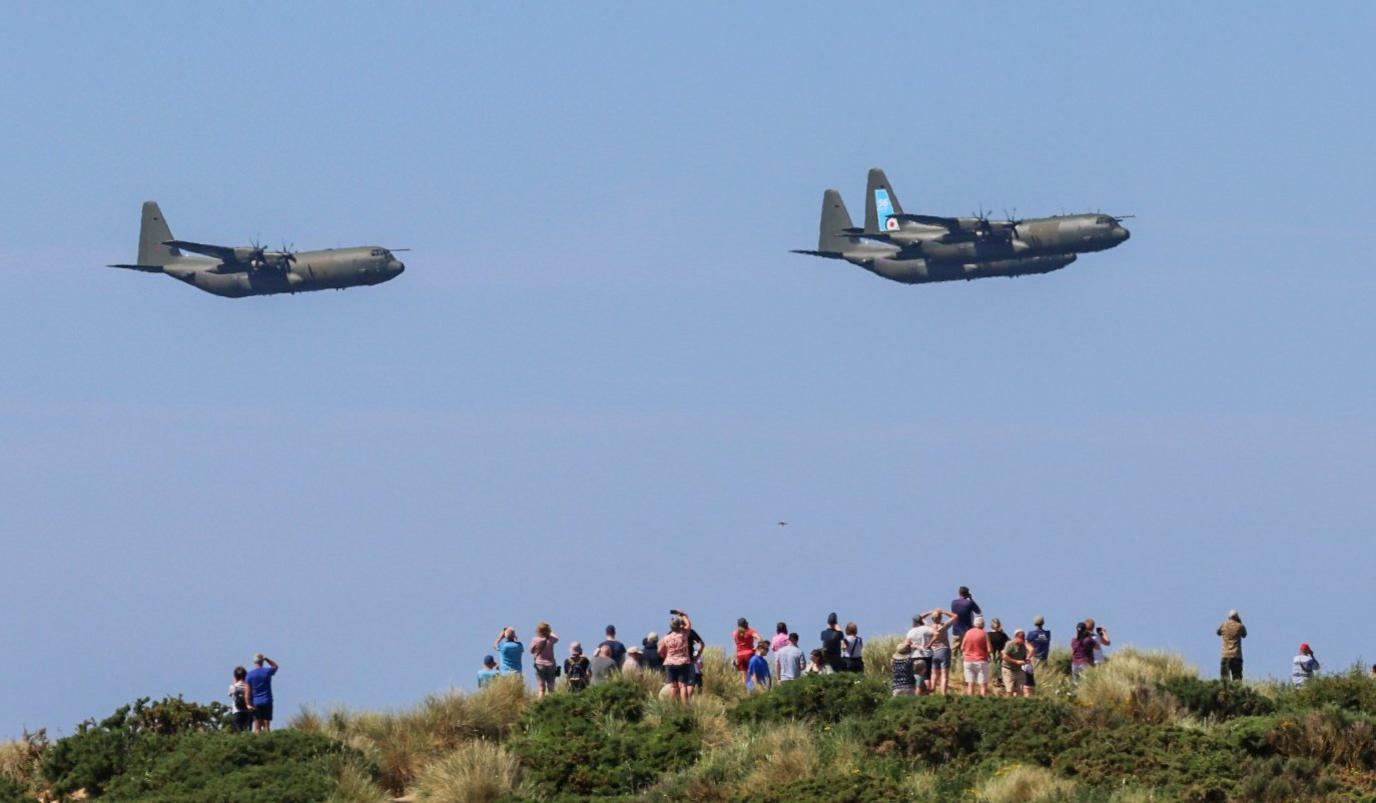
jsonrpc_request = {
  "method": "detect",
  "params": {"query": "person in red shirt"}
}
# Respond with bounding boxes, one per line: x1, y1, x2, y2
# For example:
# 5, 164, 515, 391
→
960, 616, 992, 697
732, 618, 760, 679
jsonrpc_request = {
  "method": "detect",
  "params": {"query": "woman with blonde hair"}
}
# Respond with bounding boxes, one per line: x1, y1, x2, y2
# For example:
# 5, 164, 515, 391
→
529, 621, 560, 698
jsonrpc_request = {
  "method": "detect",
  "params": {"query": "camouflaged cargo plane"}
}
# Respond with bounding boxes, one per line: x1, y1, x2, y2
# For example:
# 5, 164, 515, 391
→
794, 168, 1129, 284
108, 202, 406, 298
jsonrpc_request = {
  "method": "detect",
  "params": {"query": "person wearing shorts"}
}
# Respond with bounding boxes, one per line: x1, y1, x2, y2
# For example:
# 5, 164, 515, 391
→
245, 653, 279, 733
659, 609, 695, 702
529, 622, 560, 698
928, 612, 955, 695
1001, 630, 1034, 698
960, 616, 991, 696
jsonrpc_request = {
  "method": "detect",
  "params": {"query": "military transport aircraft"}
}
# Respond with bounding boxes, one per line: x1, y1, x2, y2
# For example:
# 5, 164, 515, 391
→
108, 202, 406, 298
793, 168, 1129, 284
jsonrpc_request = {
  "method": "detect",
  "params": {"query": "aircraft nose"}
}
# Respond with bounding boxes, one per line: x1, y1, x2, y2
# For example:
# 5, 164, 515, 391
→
388, 260, 405, 275
1115, 226, 1130, 242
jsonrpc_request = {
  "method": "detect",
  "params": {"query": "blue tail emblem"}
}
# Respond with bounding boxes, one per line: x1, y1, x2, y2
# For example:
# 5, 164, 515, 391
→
874, 188, 898, 232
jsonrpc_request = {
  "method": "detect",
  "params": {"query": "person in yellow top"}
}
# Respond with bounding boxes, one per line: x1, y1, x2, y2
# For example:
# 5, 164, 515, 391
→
1217, 610, 1247, 681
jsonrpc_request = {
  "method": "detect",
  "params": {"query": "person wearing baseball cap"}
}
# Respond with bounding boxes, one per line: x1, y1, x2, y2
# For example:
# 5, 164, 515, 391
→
477, 655, 500, 689
1292, 643, 1320, 686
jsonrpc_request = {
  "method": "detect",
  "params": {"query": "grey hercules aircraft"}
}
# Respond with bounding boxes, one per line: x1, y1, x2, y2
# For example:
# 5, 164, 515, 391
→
793, 169, 1129, 284
108, 202, 406, 298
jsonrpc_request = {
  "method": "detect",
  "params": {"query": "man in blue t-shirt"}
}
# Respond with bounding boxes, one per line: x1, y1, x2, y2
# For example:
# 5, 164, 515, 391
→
493, 627, 524, 674
1028, 616, 1052, 663
245, 653, 279, 733
598, 625, 627, 667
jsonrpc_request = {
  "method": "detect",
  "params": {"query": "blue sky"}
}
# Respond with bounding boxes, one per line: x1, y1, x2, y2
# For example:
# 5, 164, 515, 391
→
3, 3, 1374, 736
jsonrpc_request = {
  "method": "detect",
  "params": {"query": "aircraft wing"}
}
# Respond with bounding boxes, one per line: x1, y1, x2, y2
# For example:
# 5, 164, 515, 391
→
163, 240, 237, 262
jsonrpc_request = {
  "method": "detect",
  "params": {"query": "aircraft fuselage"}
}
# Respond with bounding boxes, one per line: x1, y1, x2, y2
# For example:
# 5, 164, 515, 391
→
165, 247, 404, 298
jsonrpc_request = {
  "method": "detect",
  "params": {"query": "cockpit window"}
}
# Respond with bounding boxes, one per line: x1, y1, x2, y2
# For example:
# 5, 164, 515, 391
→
370, 248, 383, 256
1095, 216, 1114, 226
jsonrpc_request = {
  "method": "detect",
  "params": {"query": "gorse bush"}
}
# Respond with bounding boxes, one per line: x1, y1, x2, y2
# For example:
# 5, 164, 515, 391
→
1158, 676, 1275, 721
864, 696, 1077, 769
39, 697, 228, 796
1285, 667, 1376, 716
513, 680, 700, 798
730, 673, 889, 725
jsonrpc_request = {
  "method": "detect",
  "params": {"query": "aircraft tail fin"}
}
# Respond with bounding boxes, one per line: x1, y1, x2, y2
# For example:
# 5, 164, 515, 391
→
814, 189, 858, 255
137, 201, 181, 266
863, 168, 904, 235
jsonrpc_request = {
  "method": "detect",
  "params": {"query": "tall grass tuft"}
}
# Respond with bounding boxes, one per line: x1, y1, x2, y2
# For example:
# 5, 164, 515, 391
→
465, 674, 528, 740
698, 647, 744, 702
329, 760, 390, 803
975, 764, 1077, 802
408, 740, 520, 803
1073, 648, 1194, 723
863, 635, 902, 681
738, 722, 821, 798
0, 730, 45, 791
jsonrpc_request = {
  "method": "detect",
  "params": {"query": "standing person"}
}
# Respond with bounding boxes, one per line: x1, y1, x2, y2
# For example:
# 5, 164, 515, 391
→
245, 654, 279, 734
659, 609, 695, 703
493, 628, 524, 676
842, 622, 865, 673
1085, 618, 1111, 665
890, 643, 917, 696
819, 612, 847, 673
228, 667, 252, 733
746, 642, 772, 693
774, 633, 805, 684
564, 643, 591, 691
804, 649, 833, 676
950, 587, 982, 659
1070, 622, 1097, 683
529, 622, 560, 698
1002, 630, 1035, 698
687, 622, 707, 693
929, 612, 956, 695
1028, 616, 1052, 665
477, 656, 501, 689
987, 619, 1010, 695
589, 644, 619, 685
599, 625, 627, 667
642, 632, 663, 675
905, 609, 953, 694
1217, 610, 1247, 681
961, 617, 992, 697
732, 618, 761, 680
1293, 643, 1320, 686
770, 622, 791, 654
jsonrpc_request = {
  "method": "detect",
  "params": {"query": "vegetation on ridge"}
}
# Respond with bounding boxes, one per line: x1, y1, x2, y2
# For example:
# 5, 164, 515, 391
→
3, 647, 1375, 802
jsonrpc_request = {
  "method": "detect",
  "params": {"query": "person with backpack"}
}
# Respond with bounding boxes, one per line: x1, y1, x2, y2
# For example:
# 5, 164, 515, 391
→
842, 622, 865, 673
564, 643, 591, 692
228, 666, 252, 733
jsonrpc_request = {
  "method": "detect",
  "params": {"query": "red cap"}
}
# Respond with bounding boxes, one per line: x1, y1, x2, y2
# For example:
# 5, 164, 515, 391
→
1299, 643, 1310, 653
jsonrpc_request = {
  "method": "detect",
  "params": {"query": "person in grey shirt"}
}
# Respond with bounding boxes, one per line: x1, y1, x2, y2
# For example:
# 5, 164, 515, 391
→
774, 632, 805, 683
589, 644, 620, 685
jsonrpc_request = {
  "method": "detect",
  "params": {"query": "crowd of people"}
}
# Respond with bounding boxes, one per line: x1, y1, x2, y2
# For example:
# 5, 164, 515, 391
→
218, 591, 1335, 735
474, 588, 1335, 702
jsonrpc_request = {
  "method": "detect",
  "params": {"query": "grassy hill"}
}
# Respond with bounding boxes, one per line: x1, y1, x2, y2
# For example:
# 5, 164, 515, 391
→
4, 646, 1375, 802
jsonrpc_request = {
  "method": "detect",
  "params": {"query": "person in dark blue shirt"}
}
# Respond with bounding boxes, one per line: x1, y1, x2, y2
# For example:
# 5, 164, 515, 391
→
950, 586, 982, 655
598, 625, 627, 667
1028, 616, 1052, 663
245, 653, 279, 733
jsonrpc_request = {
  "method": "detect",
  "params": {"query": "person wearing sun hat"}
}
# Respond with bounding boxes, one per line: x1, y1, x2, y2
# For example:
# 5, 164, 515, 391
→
890, 642, 917, 696
1292, 643, 1320, 686
563, 642, 590, 692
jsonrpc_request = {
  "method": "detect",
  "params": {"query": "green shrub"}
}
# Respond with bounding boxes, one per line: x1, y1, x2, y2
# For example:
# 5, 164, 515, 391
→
40, 697, 228, 796
1158, 677, 1275, 720
863, 696, 1076, 769
0, 776, 32, 802
1053, 724, 1242, 799
513, 680, 700, 798
730, 673, 888, 726
1285, 668, 1376, 716
102, 730, 360, 802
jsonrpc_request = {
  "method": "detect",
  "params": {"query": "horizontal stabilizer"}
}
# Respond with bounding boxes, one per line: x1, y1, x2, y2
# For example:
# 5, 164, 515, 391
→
163, 239, 236, 261
107, 263, 164, 272
789, 249, 842, 258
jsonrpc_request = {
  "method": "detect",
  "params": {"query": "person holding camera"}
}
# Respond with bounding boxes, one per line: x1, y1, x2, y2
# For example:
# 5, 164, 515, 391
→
1217, 610, 1247, 681
659, 609, 695, 703
1293, 643, 1320, 686
493, 627, 524, 676
529, 622, 560, 698
1085, 618, 1111, 665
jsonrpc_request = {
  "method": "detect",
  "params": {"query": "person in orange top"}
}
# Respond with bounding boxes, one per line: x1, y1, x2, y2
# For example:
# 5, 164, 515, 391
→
960, 616, 992, 697
732, 618, 760, 678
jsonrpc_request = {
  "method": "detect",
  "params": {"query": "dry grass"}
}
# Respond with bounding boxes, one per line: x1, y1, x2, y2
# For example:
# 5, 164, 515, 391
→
737, 722, 822, 798
975, 764, 1077, 802
1073, 648, 1194, 723
698, 646, 745, 702
0, 730, 46, 793
407, 740, 519, 803
329, 760, 391, 803
863, 634, 902, 681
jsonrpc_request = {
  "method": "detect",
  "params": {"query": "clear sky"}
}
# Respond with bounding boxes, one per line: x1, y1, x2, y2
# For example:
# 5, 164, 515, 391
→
2, 3, 1374, 737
